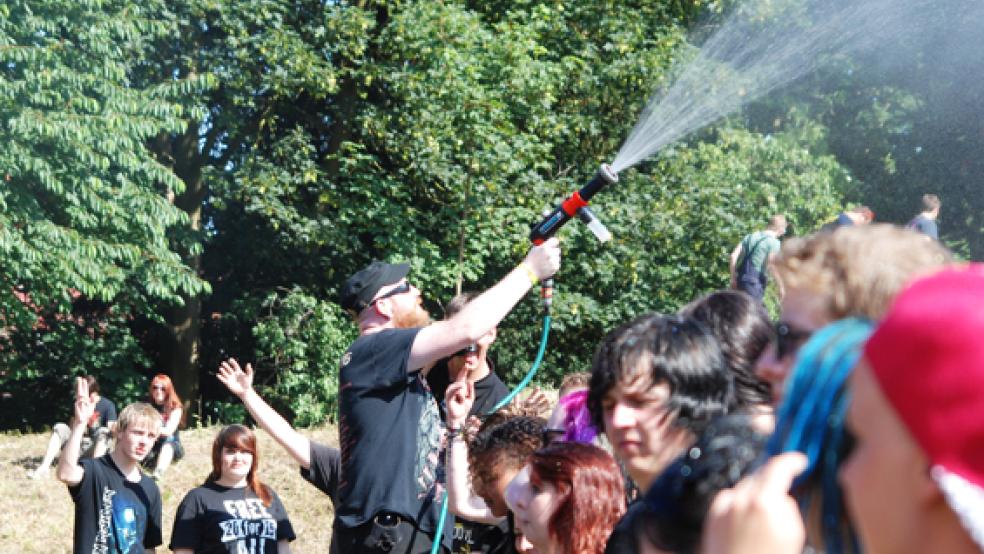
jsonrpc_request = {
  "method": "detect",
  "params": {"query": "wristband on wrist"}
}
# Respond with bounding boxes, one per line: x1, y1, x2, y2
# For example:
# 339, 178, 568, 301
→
520, 262, 539, 285
447, 425, 466, 441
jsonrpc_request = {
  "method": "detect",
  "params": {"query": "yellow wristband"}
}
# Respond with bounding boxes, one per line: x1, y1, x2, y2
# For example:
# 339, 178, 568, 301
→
520, 262, 539, 285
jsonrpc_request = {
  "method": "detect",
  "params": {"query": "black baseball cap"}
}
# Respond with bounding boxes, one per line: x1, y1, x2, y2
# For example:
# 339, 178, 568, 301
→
340, 260, 410, 313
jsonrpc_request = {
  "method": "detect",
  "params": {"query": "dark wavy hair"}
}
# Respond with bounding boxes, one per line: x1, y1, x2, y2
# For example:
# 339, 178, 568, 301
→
588, 313, 734, 435
680, 290, 773, 408
528, 442, 626, 554
641, 415, 766, 553
468, 416, 546, 504
207, 424, 272, 506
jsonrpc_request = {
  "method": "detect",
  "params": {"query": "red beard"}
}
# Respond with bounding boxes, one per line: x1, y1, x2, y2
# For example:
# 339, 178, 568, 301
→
394, 304, 431, 328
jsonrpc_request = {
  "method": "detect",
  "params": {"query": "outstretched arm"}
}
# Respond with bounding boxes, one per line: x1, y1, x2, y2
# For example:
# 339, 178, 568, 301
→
409, 239, 561, 372
217, 359, 312, 469
57, 377, 93, 486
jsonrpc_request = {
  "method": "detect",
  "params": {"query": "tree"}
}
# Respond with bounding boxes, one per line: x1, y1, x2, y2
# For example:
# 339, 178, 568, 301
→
0, 0, 209, 428
196, 0, 854, 414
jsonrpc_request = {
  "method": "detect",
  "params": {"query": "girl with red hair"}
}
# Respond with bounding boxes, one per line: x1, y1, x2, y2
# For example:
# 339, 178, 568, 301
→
505, 442, 626, 554
145, 374, 184, 479
171, 424, 296, 553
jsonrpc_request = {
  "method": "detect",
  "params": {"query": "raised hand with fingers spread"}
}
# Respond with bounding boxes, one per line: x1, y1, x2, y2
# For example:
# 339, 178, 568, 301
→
217, 358, 255, 399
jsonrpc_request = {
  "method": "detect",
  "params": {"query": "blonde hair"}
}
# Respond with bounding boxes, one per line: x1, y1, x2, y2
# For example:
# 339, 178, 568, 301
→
116, 402, 162, 434
775, 224, 951, 321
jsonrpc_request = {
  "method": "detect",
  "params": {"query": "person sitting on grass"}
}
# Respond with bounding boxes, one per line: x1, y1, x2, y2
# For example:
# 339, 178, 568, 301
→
170, 424, 296, 554
29, 374, 116, 480
144, 374, 185, 480
58, 377, 163, 554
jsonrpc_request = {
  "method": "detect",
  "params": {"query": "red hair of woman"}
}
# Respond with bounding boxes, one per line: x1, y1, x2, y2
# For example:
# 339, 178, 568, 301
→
150, 373, 185, 426
529, 442, 626, 554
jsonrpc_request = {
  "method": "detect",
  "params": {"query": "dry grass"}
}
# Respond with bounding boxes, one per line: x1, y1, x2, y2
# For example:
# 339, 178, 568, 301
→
0, 425, 338, 552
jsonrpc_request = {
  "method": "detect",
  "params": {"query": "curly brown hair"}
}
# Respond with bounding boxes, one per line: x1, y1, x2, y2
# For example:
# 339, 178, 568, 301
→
558, 372, 591, 399
468, 416, 546, 503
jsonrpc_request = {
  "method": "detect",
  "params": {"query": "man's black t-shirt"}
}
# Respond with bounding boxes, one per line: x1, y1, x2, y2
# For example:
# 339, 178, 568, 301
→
298, 441, 341, 554
299, 441, 341, 503
426, 360, 510, 420
169, 482, 295, 553
68, 455, 162, 554
337, 328, 451, 549
604, 501, 643, 554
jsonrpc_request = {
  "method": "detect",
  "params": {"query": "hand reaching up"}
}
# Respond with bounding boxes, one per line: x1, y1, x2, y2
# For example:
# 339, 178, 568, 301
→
445, 377, 475, 428
217, 358, 255, 399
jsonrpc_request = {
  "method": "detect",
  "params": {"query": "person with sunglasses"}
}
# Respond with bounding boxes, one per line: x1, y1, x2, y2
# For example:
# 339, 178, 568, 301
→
754, 224, 951, 407
145, 373, 184, 480
426, 292, 510, 421
334, 239, 561, 553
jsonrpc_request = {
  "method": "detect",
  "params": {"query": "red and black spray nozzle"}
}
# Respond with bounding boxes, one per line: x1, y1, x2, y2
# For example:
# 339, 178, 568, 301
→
530, 163, 618, 245
530, 163, 618, 314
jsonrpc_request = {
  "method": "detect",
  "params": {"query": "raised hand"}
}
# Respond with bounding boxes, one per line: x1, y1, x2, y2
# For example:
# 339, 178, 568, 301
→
445, 378, 475, 427
520, 387, 551, 417
73, 377, 95, 427
523, 237, 561, 281
217, 358, 255, 399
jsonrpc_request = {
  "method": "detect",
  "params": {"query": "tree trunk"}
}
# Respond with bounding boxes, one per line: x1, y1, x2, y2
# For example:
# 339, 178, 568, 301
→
156, 122, 207, 422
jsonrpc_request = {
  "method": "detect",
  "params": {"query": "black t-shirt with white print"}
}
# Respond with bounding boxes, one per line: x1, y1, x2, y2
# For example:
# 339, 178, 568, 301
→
169, 481, 295, 553
68, 454, 163, 554
336, 327, 452, 549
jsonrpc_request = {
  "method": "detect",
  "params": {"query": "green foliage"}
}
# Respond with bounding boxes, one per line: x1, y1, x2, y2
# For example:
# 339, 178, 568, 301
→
0, 0, 208, 429
248, 290, 356, 426
198, 0, 853, 397
10, 0, 974, 429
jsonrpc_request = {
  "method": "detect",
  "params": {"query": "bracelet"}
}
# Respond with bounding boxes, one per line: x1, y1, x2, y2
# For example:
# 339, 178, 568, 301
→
447, 426, 466, 441
519, 262, 539, 285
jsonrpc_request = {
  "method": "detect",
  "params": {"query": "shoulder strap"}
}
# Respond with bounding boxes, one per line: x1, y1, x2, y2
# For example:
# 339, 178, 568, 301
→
738, 233, 770, 272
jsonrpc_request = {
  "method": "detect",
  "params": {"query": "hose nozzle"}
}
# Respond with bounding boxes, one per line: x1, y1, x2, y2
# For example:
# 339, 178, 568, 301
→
529, 163, 618, 244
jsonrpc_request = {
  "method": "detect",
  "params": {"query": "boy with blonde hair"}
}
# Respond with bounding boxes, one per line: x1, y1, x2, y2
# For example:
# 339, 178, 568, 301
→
58, 378, 163, 554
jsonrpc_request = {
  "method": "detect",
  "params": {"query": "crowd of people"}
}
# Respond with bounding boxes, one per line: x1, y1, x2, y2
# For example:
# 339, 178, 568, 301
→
29, 196, 984, 554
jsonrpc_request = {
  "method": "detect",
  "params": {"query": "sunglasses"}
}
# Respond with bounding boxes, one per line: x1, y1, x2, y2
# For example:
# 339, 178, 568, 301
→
369, 281, 412, 308
774, 321, 814, 360
452, 344, 478, 358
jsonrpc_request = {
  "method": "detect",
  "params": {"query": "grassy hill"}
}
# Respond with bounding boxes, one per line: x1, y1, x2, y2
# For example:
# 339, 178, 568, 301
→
0, 424, 339, 552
